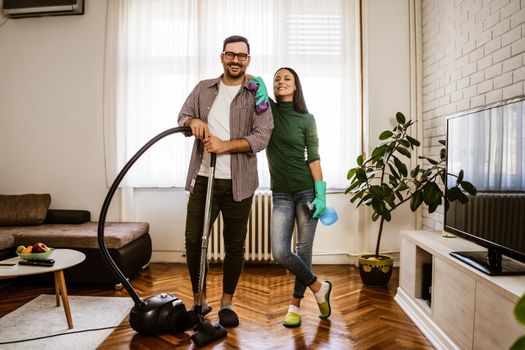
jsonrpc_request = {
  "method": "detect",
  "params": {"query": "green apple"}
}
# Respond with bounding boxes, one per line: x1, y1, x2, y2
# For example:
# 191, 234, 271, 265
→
16, 245, 25, 253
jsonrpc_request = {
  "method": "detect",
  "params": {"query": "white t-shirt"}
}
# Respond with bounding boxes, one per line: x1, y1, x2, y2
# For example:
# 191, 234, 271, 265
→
198, 80, 241, 179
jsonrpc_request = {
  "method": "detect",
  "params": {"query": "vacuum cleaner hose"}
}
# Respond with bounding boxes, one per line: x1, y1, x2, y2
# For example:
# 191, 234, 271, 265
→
97, 126, 191, 306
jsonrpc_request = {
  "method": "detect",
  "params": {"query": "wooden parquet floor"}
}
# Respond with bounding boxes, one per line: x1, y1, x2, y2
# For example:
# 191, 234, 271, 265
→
0, 264, 434, 349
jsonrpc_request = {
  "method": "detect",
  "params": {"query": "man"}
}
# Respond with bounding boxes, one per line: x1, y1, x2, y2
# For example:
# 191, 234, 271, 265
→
178, 35, 273, 328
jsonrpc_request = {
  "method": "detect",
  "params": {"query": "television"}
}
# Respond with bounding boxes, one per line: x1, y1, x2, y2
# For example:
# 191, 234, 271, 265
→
444, 96, 525, 276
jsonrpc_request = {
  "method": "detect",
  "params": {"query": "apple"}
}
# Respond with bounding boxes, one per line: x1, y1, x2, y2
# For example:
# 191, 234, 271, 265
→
32, 243, 49, 253
16, 245, 25, 253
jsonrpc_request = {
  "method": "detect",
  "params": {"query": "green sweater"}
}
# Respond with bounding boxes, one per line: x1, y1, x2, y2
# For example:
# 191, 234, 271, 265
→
266, 101, 320, 192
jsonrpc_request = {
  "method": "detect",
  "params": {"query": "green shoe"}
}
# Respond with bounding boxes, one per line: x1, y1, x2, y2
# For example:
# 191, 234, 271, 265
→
317, 280, 332, 320
283, 311, 301, 328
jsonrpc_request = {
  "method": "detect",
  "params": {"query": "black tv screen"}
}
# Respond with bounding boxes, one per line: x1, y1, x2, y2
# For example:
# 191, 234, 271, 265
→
444, 97, 525, 275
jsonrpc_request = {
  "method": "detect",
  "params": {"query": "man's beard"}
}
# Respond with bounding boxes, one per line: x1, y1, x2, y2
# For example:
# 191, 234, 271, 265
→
225, 63, 246, 79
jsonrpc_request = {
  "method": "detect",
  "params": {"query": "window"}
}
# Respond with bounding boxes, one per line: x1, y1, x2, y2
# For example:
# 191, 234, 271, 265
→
104, 0, 361, 189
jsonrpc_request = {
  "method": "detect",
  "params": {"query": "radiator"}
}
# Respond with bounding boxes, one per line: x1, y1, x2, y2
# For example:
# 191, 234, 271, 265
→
208, 190, 273, 262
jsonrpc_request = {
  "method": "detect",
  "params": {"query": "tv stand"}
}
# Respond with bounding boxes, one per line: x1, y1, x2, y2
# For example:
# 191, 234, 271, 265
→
396, 230, 525, 350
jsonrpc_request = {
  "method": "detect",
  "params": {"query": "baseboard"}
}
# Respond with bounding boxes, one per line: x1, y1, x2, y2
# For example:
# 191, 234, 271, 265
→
394, 287, 460, 350
151, 251, 400, 266
151, 251, 186, 263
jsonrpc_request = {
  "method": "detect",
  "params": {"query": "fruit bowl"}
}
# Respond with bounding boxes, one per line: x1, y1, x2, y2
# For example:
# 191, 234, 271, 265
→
17, 248, 54, 260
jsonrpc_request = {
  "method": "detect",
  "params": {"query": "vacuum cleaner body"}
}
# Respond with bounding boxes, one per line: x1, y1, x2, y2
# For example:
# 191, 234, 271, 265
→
129, 293, 191, 336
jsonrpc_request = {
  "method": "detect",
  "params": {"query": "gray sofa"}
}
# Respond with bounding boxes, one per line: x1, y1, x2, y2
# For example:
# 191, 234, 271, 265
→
0, 194, 152, 285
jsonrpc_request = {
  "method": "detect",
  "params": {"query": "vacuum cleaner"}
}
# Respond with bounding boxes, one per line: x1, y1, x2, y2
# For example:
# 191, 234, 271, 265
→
97, 126, 227, 346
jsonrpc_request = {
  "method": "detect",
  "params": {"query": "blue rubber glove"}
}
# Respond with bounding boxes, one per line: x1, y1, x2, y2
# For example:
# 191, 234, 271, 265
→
311, 180, 327, 219
248, 76, 269, 114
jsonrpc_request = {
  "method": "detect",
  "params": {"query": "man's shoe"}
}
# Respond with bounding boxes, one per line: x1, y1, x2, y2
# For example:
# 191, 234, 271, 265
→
317, 280, 332, 320
218, 308, 239, 328
283, 311, 301, 328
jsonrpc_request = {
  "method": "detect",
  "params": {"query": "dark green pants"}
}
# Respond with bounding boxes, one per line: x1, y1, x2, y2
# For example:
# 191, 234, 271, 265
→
185, 176, 253, 295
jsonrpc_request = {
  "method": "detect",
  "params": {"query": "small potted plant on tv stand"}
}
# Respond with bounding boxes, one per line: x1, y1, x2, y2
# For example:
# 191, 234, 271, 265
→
346, 112, 477, 286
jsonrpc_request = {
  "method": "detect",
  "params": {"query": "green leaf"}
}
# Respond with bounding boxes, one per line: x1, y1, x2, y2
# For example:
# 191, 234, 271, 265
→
406, 135, 421, 147
372, 145, 387, 159
356, 168, 368, 181
350, 191, 364, 203
357, 154, 363, 166
411, 165, 420, 178
395, 191, 404, 202
511, 336, 525, 350
347, 168, 356, 180
457, 190, 469, 204
370, 185, 384, 199
460, 181, 477, 196
393, 156, 408, 177
447, 186, 461, 202
379, 130, 393, 140
371, 198, 384, 214
457, 169, 464, 183
428, 203, 438, 213
396, 112, 406, 124
515, 293, 525, 325
410, 191, 424, 211
440, 148, 446, 160
345, 180, 360, 194
399, 139, 410, 148
423, 183, 443, 206
388, 164, 400, 178
397, 146, 411, 158
396, 181, 409, 192
421, 156, 438, 165
438, 139, 446, 146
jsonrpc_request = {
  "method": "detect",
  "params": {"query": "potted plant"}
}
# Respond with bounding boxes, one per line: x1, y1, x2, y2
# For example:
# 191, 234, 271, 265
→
346, 112, 476, 286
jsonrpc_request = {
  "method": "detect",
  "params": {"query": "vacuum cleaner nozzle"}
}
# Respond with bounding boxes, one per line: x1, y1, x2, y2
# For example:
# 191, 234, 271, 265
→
191, 320, 227, 347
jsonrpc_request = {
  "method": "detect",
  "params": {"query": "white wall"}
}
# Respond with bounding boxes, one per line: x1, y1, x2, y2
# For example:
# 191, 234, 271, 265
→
0, 1, 120, 220
364, 0, 416, 255
0, 0, 414, 264
421, 0, 525, 230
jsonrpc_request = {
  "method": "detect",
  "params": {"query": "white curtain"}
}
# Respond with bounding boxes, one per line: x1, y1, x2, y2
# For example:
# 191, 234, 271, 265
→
448, 100, 525, 191
104, 0, 360, 189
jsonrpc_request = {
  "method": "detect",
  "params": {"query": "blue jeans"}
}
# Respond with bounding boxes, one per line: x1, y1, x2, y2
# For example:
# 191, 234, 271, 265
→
271, 189, 318, 299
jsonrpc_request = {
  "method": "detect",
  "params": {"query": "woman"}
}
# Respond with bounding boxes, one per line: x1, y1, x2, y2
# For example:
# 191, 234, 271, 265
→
265, 67, 332, 328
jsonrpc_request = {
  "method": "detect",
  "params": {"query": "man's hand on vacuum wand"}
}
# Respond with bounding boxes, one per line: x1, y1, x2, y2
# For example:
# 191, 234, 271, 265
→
204, 136, 228, 154
186, 118, 210, 140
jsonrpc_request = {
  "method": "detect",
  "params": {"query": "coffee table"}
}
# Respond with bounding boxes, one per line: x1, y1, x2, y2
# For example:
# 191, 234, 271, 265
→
0, 249, 86, 329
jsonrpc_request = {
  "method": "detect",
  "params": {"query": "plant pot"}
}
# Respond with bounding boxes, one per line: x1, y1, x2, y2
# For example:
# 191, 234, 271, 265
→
358, 254, 393, 286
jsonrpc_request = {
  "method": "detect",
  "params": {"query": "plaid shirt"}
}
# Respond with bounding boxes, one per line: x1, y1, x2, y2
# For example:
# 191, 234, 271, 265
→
178, 75, 273, 201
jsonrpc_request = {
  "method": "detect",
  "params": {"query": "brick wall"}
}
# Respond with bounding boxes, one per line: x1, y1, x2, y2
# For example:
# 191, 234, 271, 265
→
420, 0, 525, 230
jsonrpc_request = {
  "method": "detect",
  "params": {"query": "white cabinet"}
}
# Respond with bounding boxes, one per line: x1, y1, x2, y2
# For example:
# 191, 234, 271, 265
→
395, 230, 525, 350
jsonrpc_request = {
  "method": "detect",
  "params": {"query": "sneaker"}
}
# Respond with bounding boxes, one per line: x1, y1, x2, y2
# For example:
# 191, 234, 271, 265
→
283, 311, 301, 328
317, 280, 332, 320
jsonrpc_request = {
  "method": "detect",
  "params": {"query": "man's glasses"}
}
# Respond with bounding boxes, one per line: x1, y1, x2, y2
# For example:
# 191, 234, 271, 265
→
223, 51, 249, 61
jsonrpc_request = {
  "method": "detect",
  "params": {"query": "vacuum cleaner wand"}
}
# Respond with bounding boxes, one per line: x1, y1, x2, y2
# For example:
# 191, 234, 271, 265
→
97, 126, 194, 335
190, 153, 228, 346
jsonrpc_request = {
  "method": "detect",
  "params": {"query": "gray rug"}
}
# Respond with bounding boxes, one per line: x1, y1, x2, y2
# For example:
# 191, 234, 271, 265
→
0, 294, 134, 350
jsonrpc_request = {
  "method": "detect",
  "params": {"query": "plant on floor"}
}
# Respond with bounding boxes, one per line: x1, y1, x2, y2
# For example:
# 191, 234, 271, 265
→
511, 293, 525, 350
345, 112, 476, 286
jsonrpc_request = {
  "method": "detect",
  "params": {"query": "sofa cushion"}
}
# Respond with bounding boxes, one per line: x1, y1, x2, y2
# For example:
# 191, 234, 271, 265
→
0, 233, 15, 251
8, 222, 149, 249
0, 194, 51, 226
